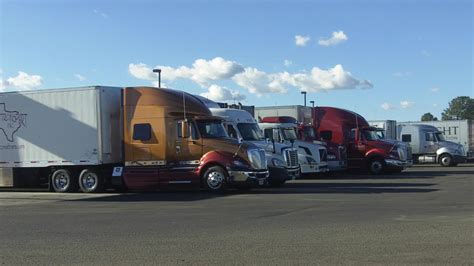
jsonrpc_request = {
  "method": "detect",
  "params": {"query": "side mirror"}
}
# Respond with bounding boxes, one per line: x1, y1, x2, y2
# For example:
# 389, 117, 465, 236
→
181, 120, 189, 138
266, 138, 270, 144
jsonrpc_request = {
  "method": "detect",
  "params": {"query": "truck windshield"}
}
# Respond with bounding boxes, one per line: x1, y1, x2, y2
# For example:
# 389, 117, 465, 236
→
282, 128, 298, 141
361, 129, 379, 141
375, 129, 385, 140
237, 123, 264, 141
434, 132, 445, 141
303, 126, 316, 139
196, 120, 229, 139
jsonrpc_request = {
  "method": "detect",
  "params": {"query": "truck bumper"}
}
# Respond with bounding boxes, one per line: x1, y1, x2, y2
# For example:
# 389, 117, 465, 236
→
328, 160, 347, 171
228, 169, 269, 187
385, 159, 412, 169
268, 166, 299, 183
300, 163, 330, 174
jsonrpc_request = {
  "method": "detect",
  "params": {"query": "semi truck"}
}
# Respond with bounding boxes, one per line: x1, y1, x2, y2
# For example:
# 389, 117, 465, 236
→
312, 107, 412, 174
398, 120, 473, 160
0, 86, 268, 192
209, 108, 300, 186
397, 124, 467, 166
255, 105, 346, 171
257, 117, 329, 175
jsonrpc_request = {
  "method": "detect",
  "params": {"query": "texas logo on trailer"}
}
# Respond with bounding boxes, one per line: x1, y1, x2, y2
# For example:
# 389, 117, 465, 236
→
0, 103, 27, 142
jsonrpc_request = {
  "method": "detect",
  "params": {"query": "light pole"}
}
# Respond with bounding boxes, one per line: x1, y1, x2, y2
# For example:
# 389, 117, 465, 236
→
153, 68, 161, 88
310, 100, 315, 107
301, 91, 307, 106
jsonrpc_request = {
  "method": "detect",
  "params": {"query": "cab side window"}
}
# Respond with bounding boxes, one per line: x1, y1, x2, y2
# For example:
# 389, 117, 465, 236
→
425, 132, 435, 142
264, 128, 273, 140
227, 125, 238, 139
402, 134, 412, 142
133, 123, 151, 141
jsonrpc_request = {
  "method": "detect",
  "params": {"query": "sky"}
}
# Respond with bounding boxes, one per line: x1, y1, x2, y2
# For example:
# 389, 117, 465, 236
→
1, 0, 472, 121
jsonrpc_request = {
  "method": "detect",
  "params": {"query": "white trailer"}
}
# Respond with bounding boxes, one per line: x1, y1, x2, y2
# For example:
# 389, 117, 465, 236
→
398, 120, 473, 159
0, 86, 123, 192
368, 120, 397, 140
254, 105, 312, 124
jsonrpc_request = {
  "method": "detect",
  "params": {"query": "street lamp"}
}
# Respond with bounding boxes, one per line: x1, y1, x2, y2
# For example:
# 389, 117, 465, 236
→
310, 100, 315, 107
301, 91, 307, 106
153, 68, 161, 88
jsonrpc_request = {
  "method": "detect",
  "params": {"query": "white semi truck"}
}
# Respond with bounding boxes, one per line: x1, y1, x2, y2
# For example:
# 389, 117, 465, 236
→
397, 124, 467, 166
368, 120, 397, 140
210, 108, 300, 186
258, 118, 329, 175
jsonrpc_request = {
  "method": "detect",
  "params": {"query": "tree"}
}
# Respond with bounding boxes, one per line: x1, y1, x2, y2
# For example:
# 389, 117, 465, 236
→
442, 96, 474, 120
421, 112, 438, 121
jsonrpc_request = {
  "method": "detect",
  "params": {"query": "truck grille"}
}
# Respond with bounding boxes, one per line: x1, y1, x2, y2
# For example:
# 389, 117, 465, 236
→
319, 149, 327, 162
257, 149, 267, 169
284, 149, 298, 167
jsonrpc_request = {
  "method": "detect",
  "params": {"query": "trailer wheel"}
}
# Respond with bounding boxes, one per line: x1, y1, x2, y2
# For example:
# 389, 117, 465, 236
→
439, 154, 453, 167
202, 166, 227, 192
78, 169, 104, 193
51, 169, 77, 193
368, 158, 385, 175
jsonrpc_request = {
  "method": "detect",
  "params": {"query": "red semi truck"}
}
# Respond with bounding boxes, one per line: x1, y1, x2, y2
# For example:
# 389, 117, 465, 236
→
311, 106, 412, 174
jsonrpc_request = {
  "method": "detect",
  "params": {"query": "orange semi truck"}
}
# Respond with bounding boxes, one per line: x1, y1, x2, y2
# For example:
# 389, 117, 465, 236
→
0, 86, 268, 192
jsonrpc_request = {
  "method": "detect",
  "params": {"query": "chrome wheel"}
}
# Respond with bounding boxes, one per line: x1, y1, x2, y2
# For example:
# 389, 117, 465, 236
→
440, 154, 452, 167
79, 169, 103, 193
207, 171, 224, 190
51, 169, 75, 193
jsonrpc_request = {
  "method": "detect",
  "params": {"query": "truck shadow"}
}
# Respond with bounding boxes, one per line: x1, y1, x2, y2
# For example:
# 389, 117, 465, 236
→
70, 181, 438, 202
249, 182, 438, 194
305, 169, 474, 180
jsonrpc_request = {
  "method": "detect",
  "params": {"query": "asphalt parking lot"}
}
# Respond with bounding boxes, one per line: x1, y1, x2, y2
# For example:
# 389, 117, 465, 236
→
1, 164, 473, 265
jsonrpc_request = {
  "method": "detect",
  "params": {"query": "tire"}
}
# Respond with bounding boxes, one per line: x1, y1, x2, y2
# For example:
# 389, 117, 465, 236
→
439, 154, 453, 167
51, 169, 77, 193
78, 169, 104, 193
202, 166, 227, 192
368, 158, 385, 175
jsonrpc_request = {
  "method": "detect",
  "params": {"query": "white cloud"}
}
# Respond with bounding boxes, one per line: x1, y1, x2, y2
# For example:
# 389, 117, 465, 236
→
430, 87, 439, 92
421, 49, 430, 57
381, 102, 395, 110
1, 71, 43, 91
392, 71, 412, 78
93, 9, 108, 18
129, 57, 244, 86
233, 68, 288, 95
295, 35, 310, 47
129, 57, 372, 96
400, 100, 415, 109
433, 103, 438, 107
200, 84, 246, 102
74, 74, 86, 81
284, 60, 292, 67
318, 31, 348, 46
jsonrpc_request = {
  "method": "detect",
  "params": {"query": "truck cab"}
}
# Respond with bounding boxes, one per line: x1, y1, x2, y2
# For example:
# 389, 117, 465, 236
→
123, 87, 268, 192
398, 124, 466, 166
312, 106, 411, 174
298, 123, 347, 172
209, 108, 300, 186
258, 117, 329, 175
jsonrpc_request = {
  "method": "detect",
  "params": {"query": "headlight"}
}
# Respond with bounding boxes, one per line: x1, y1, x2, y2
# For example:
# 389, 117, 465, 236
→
271, 158, 285, 167
247, 149, 267, 169
233, 160, 246, 167
389, 147, 400, 159
327, 154, 336, 160
306, 156, 317, 164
